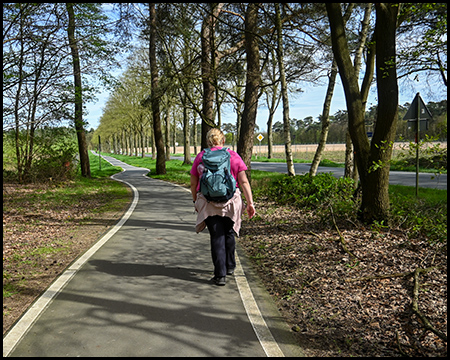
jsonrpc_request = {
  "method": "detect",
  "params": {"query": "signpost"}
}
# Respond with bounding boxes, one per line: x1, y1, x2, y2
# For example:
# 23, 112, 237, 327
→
98, 135, 101, 171
256, 134, 264, 159
402, 92, 432, 196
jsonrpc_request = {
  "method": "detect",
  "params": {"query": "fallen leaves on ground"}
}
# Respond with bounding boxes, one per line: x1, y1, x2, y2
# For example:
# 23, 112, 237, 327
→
239, 199, 447, 357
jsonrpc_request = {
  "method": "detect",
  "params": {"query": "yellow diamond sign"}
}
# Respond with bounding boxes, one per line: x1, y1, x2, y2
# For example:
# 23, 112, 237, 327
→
257, 134, 264, 141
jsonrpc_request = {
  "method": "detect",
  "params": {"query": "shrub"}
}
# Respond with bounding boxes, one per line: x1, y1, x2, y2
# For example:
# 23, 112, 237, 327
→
266, 173, 356, 210
25, 127, 79, 183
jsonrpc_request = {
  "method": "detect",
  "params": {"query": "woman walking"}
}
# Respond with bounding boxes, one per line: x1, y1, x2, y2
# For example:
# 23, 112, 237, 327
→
190, 128, 255, 286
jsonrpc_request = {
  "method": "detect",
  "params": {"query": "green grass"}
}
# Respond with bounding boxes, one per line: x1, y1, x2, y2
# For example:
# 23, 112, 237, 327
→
388, 184, 447, 206
101, 152, 193, 186
388, 184, 447, 243
88, 152, 124, 178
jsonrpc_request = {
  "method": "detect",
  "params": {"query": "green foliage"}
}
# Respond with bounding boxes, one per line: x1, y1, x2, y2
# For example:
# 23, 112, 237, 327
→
266, 173, 356, 210
32, 127, 79, 182
3, 127, 80, 183
388, 185, 447, 243
262, 172, 446, 244
394, 136, 447, 173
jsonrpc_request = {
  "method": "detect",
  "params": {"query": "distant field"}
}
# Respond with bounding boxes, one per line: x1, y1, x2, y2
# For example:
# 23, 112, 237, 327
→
172, 141, 447, 156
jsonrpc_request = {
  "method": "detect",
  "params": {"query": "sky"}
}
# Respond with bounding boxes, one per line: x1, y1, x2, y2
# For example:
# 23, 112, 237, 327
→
85, 74, 446, 134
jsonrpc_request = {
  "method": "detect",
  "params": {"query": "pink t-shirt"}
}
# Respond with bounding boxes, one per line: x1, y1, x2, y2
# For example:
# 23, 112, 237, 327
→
190, 146, 248, 192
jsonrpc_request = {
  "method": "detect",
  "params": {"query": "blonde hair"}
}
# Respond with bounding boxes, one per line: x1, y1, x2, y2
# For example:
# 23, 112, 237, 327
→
206, 128, 225, 147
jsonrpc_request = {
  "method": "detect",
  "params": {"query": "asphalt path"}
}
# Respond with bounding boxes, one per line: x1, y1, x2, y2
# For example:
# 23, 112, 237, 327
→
4, 155, 303, 357
250, 162, 447, 190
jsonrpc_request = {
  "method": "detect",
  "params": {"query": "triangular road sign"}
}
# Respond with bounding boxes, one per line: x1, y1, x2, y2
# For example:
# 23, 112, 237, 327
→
403, 92, 433, 120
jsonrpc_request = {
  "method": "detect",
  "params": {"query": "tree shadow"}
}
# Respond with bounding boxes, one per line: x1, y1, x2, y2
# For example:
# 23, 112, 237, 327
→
89, 259, 212, 285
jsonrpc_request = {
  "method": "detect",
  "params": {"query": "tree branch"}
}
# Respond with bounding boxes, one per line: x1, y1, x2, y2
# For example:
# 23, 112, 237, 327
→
411, 267, 447, 342
329, 205, 360, 260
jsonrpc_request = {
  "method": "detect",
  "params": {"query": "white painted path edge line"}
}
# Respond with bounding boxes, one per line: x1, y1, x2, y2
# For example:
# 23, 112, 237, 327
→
3, 169, 140, 357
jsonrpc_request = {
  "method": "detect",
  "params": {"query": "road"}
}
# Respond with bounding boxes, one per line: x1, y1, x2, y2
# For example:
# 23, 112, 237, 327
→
4, 155, 303, 357
250, 162, 447, 190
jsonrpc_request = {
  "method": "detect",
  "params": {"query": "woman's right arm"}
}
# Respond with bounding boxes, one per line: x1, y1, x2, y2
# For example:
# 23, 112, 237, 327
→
190, 174, 199, 202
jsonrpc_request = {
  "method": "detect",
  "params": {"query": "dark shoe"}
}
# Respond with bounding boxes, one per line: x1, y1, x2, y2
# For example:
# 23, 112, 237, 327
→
213, 276, 226, 286
226, 269, 235, 276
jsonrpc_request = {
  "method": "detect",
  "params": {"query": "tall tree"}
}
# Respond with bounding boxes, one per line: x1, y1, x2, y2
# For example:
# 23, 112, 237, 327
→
274, 3, 294, 176
326, 3, 400, 223
309, 59, 338, 176
263, 48, 281, 160
149, 3, 166, 174
309, 3, 355, 177
66, 3, 90, 178
237, 3, 261, 181
362, 3, 400, 221
200, 3, 224, 149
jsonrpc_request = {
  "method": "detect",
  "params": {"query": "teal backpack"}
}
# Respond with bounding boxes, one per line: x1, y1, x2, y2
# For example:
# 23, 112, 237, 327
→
200, 148, 236, 202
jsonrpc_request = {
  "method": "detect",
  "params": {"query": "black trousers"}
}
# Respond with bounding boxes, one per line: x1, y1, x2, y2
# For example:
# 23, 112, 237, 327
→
204, 215, 236, 278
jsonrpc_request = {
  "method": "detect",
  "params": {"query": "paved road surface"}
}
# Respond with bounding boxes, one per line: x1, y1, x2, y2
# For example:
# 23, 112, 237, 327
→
250, 162, 447, 190
4, 155, 303, 357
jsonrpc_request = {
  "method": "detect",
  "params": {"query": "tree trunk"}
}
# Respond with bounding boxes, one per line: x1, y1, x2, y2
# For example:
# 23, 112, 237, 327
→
327, 3, 369, 178
66, 3, 90, 178
344, 129, 354, 177
265, 48, 280, 160
275, 3, 294, 176
200, 3, 223, 149
164, 110, 170, 161
344, 3, 372, 180
149, 3, 166, 174
193, 115, 197, 155
361, 3, 399, 222
327, 3, 399, 223
267, 108, 275, 159
237, 3, 261, 183
14, 8, 25, 182
310, 59, 338, 176
183, 101, 192, 165
140, 120, 145, 158
311, 4, 354, 177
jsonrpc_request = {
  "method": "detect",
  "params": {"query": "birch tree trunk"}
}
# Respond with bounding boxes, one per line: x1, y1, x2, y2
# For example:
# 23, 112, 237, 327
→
309, 59, 338, 176
275, 3, 294, 176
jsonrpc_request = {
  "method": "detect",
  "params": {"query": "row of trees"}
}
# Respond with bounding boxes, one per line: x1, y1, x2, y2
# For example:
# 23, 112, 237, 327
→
93, 99, 447, 154
4, 3, 447, 223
